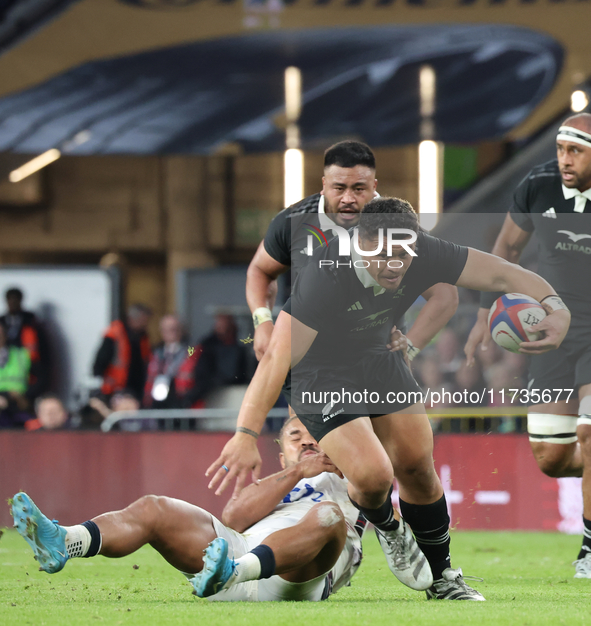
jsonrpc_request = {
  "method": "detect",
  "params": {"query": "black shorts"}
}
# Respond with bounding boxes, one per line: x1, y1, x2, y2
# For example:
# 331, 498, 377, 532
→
290, 350, 423, 442
527, 320, 591, 400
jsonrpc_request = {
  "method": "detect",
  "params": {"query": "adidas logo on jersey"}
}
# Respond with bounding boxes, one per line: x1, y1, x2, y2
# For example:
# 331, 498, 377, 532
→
347, 301, 363, 311
543, 207, 556, 218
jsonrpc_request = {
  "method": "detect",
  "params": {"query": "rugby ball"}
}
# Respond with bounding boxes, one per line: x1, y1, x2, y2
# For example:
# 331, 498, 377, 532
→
488, 293, 546, 353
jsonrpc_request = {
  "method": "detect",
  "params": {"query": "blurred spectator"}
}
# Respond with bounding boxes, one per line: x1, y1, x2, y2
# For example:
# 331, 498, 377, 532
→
181, 314, 250, 408
486, 363, 515, 408
415, 353, 452, 409
24, 393, 70, 431
454, 360, 487, 408
89, 390, 155, 431
434, 328, 463, 383
500, 351, 528, 389
0, 287, 49, 400
486, 362, 518, 433
0, 323, 32, 428
475, 336, 504, 370
143, 315, 189, 408
93, 303, 152, 402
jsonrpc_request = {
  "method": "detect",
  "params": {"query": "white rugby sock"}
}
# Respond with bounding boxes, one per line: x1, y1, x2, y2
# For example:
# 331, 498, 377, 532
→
63, 525, 93, 558
229, 553, 262, 585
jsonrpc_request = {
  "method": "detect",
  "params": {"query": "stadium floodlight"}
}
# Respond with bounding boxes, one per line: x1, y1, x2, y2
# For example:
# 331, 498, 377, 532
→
284, 66, 303, 207
418, 65, 441, 229
571, 89, 589, 113
9, 149, 61, 183
420, 65, 436, 118
418, 140, 442, 230
284, 148, 304, 208
285, 66, 302, 123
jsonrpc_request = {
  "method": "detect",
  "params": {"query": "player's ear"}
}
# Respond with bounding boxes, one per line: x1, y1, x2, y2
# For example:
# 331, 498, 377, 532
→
373, 178, 378, 191
279, 452, 286, 470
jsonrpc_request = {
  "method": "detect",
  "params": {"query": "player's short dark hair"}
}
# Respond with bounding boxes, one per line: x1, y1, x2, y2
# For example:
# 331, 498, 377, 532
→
5, 288, 23, 301
358, 197, 419, 240
324, 140, 375, 170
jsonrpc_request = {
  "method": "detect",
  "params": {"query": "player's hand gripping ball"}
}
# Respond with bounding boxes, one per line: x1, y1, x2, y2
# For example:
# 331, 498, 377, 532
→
488, 293, 547, 353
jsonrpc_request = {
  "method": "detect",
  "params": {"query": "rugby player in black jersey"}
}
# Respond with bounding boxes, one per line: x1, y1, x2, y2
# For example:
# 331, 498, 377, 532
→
210, 197, 570, 600
246, 140, 458, 362
246, 141, 458, 597
465, 113, 591, 579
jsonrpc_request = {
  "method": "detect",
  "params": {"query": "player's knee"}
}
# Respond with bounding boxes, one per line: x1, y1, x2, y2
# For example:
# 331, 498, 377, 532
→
532, 446, 569, 478
394, 454, 436, 484
354, 469, 394, 502
311, 502, 346, 536
577, 426, 591, 455
132, 494, 169, 525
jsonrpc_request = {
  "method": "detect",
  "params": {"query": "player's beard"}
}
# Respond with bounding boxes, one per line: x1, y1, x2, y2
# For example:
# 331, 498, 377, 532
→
561, 169, 591, 190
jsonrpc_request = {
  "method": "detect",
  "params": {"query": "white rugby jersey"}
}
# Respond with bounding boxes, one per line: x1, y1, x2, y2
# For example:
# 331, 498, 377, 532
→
243, 472, 366, 593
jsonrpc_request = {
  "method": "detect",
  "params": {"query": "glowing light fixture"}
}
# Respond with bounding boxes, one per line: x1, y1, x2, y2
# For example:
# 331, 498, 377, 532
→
284, 148, 304, 208
571, 90, 589, 113
418, 140, 442, 229
285, 66, 302, 123
284, 66, 304, 207
419, 65, 436, 118
418, 65, 441, 228
9, 149, 61, 183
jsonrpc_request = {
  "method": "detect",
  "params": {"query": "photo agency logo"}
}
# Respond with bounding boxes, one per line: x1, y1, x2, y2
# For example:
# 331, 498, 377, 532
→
304, 222, 417, 269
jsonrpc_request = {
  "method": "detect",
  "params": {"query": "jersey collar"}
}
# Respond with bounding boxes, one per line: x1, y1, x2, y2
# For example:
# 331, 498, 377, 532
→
561, 184, 591, 213
351, 241, 386, 296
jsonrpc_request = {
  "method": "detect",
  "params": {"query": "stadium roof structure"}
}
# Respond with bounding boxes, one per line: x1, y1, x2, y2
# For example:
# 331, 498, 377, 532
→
0, 22, 563, 155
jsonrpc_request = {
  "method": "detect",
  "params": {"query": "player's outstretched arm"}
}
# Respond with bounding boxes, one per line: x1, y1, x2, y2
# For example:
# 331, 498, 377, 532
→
457, 248, 571, 354
246, 241, 288, 360
405, 283, 459, 357
222, 453, 342, 532
464, 307, 493, 366
206, 312, 318, 499
464, 214, 532, 365
489, 213, 533, 264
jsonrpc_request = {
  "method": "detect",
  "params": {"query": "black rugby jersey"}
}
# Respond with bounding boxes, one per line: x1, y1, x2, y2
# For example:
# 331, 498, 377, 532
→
483, 160, 591, 317
264, 193, 329, 281
284, 231, 468, 369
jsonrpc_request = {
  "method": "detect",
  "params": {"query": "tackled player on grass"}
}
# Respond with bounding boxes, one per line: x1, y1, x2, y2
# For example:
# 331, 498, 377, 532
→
11, 419, 366, 602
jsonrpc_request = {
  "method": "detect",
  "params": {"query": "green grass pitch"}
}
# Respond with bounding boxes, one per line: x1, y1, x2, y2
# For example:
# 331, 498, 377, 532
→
0, 528, 588, 626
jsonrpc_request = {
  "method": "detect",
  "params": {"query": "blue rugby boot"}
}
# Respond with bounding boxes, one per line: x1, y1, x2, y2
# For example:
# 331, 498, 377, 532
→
10, 492, 68, 573
191, 537, 236, 598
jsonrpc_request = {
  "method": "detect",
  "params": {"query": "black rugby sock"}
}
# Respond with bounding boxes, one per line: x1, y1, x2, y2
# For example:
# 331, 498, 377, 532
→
578, 517, 591, 560
81, 520, 102, 558
399, 495, 451, 580
250, 544, 276, 579
349, 485, 400, 532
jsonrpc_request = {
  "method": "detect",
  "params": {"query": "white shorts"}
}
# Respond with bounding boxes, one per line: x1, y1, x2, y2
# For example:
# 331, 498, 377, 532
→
197, 513, 361, 602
